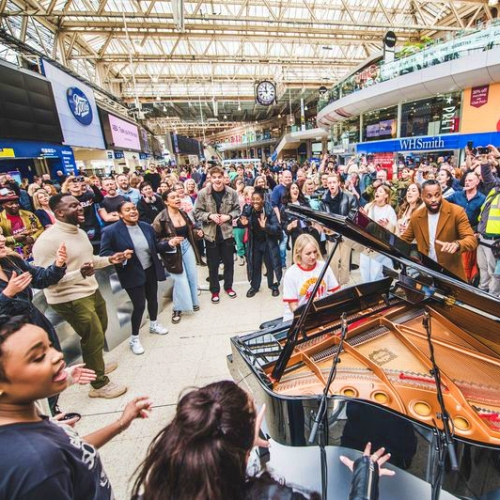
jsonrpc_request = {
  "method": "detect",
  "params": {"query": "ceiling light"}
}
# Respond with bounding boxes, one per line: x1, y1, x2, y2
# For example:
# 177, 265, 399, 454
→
156, 95, 161, 101
163, 106, 167, 112
278, 113, 281, 118
223, 114, 227, 119
304, 105, 308, 111
238, 103, 242, 111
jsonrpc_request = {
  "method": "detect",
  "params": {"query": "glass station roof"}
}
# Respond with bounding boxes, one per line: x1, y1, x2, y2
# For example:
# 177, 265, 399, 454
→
0, 0, 493, 134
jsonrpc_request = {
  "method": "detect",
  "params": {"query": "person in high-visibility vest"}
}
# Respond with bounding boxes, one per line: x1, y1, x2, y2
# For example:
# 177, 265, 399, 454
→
477, 147, 500, 297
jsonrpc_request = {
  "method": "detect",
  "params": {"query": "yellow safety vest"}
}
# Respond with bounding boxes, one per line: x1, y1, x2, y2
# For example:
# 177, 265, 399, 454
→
479, 188, 500, 236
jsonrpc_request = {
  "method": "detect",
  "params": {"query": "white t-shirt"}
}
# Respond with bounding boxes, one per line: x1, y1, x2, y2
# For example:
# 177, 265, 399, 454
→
428, 211, 440, 261
366, 203, 398, 233
282, 261, 340, 322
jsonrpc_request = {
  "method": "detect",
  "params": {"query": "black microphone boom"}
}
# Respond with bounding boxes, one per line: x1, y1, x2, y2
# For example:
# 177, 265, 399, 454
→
422, 309, 459, 500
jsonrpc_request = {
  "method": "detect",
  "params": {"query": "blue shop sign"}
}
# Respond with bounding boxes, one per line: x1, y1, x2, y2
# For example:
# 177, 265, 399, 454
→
114, 150, 125, 159
66, 87, 93, 126
356, 131, 500, 154
0, 140, 76, 173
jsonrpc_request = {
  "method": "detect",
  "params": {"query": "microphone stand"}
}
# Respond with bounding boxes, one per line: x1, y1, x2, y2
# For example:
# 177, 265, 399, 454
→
422, 309, 458, 500
308, 313, 349, 500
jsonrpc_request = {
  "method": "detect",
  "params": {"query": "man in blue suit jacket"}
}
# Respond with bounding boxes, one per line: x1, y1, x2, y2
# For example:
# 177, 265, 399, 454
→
100, 201, 169, 354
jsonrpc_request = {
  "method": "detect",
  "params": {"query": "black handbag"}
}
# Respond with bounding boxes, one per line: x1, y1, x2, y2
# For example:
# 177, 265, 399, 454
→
161, 248, 183, 274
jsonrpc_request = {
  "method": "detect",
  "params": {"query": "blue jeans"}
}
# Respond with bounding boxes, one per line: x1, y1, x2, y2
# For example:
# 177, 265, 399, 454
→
279, 231, 288, 267
170, 239, 200, 311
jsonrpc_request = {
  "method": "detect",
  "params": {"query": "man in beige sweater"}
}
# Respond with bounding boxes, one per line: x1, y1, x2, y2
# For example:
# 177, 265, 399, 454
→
33, 193, 131, 399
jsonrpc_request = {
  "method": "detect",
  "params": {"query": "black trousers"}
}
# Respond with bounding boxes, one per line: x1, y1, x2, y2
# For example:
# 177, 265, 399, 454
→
206, 237, 235, 293
250, 240, 282, 290
125, 266, 158, 336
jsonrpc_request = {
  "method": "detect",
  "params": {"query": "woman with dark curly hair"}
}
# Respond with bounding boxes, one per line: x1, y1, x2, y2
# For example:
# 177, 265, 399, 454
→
132, 380, 392, 500
132, 380, 318, 499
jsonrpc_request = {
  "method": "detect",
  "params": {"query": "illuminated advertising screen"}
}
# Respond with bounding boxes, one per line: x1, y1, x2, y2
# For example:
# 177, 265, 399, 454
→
98, 107, 141, 151
108, 114, 141, 150
41, 60, 105, 149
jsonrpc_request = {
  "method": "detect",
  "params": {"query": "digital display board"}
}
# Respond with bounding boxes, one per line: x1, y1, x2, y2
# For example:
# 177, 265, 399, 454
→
0, 61, 63, 143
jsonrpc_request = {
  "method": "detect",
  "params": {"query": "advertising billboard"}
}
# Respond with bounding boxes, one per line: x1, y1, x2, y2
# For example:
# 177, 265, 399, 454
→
461, 83, 500, 134
108, 114, 141, 150
41, 60, 105, 149
98, 107, 141, 151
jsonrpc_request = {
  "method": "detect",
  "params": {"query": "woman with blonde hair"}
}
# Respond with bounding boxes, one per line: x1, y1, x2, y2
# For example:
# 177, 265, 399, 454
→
360, 185, 397, 282
282, 233, 339, 322
32, 189, 56, 229
184, 178, 198, 203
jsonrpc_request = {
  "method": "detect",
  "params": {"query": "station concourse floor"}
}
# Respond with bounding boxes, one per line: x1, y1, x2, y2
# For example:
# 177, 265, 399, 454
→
59, 255, 362, 499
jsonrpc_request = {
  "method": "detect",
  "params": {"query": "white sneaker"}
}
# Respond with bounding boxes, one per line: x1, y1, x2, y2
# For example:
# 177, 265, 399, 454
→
150, 321, 169, 335
129, 336, 145, 355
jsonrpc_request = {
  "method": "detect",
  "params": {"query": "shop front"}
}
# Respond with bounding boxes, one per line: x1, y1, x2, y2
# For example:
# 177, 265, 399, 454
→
0, 140, 76, 180
356, 131, 500, 170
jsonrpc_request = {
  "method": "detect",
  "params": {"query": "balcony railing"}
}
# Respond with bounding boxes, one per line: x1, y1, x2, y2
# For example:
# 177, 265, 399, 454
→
318, 19, 500, 112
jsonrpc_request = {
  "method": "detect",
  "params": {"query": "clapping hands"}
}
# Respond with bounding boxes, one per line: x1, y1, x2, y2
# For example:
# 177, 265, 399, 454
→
55, 242, 67, 267
2, 271, 32, 297
258, 212, 267, 229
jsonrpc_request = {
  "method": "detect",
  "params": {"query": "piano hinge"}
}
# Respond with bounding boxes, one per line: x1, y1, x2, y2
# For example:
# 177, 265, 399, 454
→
443, 295, 456, 307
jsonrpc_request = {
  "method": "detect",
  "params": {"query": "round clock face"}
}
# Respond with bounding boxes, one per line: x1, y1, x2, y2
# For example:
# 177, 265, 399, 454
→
256, 81, 276, 106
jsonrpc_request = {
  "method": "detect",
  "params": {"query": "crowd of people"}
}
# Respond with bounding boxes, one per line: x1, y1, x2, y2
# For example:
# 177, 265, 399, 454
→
1, 143, 500, 498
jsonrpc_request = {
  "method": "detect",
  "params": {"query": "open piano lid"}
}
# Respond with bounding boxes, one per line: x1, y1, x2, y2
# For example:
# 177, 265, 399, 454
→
286, 204, 500, 322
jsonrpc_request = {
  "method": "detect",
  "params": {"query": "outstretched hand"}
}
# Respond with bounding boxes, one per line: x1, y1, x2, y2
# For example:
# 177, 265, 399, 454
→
436, 239, 460, 254
118, 396, 153, 431
80, 262, 95, 277
66, 364, 97, 385
109, 251, 132, 264
340, 442, 395, 477
2, 271, 33, 297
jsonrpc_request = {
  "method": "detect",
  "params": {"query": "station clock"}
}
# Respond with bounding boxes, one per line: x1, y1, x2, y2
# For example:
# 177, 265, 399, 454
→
255, 81, 276, 106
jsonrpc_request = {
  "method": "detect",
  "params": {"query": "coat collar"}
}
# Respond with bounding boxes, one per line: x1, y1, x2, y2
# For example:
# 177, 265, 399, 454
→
415, 199, 452, 244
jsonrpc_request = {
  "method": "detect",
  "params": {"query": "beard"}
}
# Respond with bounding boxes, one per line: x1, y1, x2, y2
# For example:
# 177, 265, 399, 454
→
426, 201, 441, 214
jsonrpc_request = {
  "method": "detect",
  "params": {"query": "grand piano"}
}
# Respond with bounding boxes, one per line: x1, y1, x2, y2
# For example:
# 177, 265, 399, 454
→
228, 205, 500, 499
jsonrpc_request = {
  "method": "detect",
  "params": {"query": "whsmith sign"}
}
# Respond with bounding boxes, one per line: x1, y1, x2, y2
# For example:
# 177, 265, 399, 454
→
356, 132, 500, 154
399, 137, 447, 150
